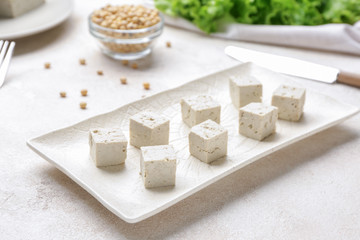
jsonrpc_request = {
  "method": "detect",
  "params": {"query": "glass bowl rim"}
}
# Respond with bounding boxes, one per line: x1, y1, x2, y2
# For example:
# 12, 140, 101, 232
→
88, 12, 164, 35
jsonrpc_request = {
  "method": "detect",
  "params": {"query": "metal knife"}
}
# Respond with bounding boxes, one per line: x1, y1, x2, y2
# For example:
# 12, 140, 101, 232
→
225, 46, 360, 87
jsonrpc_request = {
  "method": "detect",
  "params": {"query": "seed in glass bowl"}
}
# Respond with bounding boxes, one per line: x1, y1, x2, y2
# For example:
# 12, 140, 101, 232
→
91, 5, 161, 30
90, 4, 163, 59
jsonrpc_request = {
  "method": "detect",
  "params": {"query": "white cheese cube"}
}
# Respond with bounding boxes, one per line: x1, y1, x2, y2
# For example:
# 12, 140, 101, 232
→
189, 119, 228, 164
140, 145, 177, 188
180, 95, 221, 127
239, 103, 278, 141
229, 75, 262, 109
271, 85, 306, 121
130, 111, 170, 148
89, 128, 128, 167
0, 0, 45, 18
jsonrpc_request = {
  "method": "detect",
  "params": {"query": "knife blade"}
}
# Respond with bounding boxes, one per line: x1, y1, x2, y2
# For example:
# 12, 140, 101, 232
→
225, 46, 360, 87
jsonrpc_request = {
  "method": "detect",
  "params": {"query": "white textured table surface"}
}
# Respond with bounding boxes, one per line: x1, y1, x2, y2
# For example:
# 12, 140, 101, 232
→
1, 0, 360, 239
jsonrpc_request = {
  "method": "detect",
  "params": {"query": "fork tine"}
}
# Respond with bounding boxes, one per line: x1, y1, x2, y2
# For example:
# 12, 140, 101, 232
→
0, 40, 4, 50
0, 41, 15, 88
0, 40, 9, 66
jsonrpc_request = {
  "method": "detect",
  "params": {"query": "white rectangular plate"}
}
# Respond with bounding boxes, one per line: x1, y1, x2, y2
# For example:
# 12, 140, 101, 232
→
27, 63, 359, 223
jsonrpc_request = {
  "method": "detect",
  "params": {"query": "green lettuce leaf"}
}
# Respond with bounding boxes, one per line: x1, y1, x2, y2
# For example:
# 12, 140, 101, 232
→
154, 0, 360, 33
323, 0, 360, 24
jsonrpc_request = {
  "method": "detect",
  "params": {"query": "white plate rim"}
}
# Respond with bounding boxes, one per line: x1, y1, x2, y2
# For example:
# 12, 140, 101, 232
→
26, 63, 360, 223
0, 0, 73, 39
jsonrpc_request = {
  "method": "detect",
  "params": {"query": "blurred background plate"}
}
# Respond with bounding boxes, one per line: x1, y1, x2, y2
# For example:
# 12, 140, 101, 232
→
0, 0, 73, 39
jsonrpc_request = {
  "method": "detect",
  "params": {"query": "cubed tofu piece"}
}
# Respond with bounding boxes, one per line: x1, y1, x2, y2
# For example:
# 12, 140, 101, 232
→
239, 103, 278, 141
189, 119, 228, 164
130, 111, 170, 148
140, 145, 177, 188
229, 75, 262, 109
271, 85, 306, 121
89, 128, 128, 167
180, 95, 221, 127
0, 0, 45, 18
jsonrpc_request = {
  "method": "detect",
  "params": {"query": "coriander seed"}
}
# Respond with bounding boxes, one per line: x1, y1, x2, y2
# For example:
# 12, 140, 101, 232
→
90, 5, 162, 56
120, 77, 127, 84
131, 63, 138, 69
91, 5, 160, 30
97, 70, 103, 75
44, 62, 51, 69
60, 91, 66, 98
79, 58, 86, 65
143, 82, 150, 90
80, 102, 87, 109
166, 41, 171, 48
122, 60, 129, 66
81, 89, 88, 96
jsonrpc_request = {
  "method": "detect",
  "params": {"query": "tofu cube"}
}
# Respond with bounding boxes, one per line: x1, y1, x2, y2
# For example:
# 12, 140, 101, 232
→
140, 145, 177, 188
189, 119, 228, 164
239, 103, 278, 141
271, 85, 306, 121
130, 111, 170, 148
229, 75, 262, 109
0, 0, 45, 18
180, 95, 221, 127
89, 128, 128, 167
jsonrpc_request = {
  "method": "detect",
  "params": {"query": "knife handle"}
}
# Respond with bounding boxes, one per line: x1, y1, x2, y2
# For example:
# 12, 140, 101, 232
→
338, 71, 360, 88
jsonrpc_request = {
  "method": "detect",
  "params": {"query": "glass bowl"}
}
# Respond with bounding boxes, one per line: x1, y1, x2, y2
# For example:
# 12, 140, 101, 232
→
88, 13, 164, 60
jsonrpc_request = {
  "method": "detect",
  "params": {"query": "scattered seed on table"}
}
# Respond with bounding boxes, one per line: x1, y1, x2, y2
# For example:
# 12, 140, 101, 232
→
143, 82, 150, 90
120, 77, 127, 85
80, 102, 87, 109
59, 91, 66, 98
97, 70, 103, 75
131, 63, 138, 69
121, 60, 129, 66
44, 62, 51, 69
79, 58, 86, 65
166, 41, 171, 48
81, 89, 88, 96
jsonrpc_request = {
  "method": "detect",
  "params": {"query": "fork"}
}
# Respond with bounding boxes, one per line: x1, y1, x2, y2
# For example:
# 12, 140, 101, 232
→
0, 40, 16, 88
